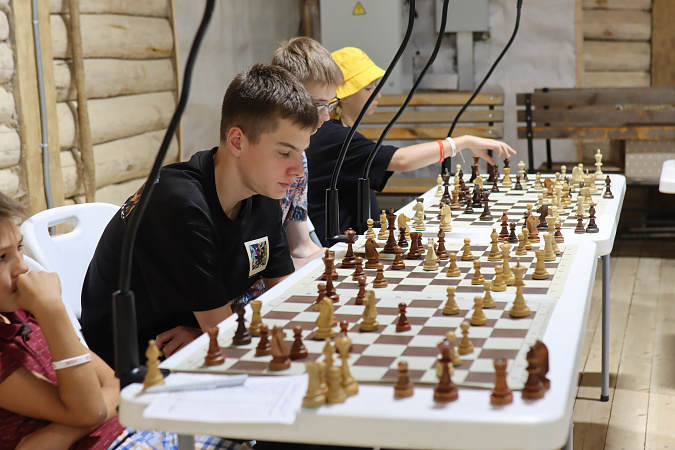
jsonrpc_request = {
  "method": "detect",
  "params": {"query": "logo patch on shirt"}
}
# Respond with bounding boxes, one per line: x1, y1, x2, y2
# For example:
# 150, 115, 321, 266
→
245, 237, 269, 277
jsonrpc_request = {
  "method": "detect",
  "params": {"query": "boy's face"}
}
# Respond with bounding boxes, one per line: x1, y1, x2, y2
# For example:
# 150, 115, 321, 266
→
0, 220, 29, 313
304, 82, 338, 128
238, 118, 311, 199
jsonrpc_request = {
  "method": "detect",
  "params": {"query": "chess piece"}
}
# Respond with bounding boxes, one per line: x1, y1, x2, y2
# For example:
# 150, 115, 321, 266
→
397, 225, 409, 248
479, 189, 492, 221
396, 302, 412, 332
269, 326, 291, 371
499, 212, 509, 241
461, 238, 474, 261
373, 263, 388, 288
509, 260, 531, 318
391, 245, 406, 270
290, 325, 308, 360
433, 341, 458, 403
526, 213, 540, 243
507, 222, 519, 243
502, 160, 512, 186
443, 286, 460, 315
314, 283, 327, 311
303, 361, 326, 407
255, 324, 272, 356
445, 252, 461, 277
515, 232, 527, 256
500, 243, 515, 285
521, 226, 532, 250
483, 281, 496, 308
490, 358, 513, 405
324, 268, 339, 303
315, 297, 335, 339
423, 238, 439, 271
355, 275, 367, 305
365, 218, 376, 239
232, 305, 252, 345
383, 209, 398, 253
394, 361, 414, 398
341, 228, 357, 268
491, 265, 507, 291
594, 148, 604, 180
378, 210, 388, 240
436, 228, 449, 260
470, 296, 488, 326
435, 173, 444, 197
554, 222, 564, 244
586, 204, 599, 233
446, 331, 461, 366
204, 328, 225, 366
335, 334, 358, 397
359, 290, 380, 331
351, 256, 365, 280
397, 213, 411, 240
249, 299, 263, 337
471, 259, 485, 285
458, 321, 474, 355
603, 175, 614, 199
521, 346, 546, 400
407, 231, 421, 260
440, 203, 453, 231
143, 340, 165, 389
518, 160, 528, 182
327, 365, 347, 404
574, 214, 586, 234
488, 229, 502, 261
532, 249, 549, 280
535, 340, 551, 390
364, 237, 380, 269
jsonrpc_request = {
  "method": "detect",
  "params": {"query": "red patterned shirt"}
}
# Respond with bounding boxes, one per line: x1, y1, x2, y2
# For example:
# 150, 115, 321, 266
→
0, 309, 123, 450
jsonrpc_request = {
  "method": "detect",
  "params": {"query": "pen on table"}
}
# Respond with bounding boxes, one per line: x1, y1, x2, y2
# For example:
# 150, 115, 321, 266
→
144, 374, 248, 393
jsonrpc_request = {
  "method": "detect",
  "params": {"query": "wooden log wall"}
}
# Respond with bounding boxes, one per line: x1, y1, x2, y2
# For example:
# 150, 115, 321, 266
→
49, 1, 180, 205
581, 0, 652, 87
0, 0, 180, 211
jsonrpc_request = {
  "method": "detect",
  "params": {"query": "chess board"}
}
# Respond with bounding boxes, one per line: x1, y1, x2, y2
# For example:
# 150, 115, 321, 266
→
171, 289, 555, 390
423, 175, 608, 230
314, 240, 578, 298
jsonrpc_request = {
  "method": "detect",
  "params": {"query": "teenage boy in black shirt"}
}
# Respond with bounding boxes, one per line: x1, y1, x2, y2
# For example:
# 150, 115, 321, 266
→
80, 64, 319, 366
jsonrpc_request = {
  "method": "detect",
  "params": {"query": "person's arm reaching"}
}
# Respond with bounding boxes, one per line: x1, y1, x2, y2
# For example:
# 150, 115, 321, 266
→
285, 219, 325, 269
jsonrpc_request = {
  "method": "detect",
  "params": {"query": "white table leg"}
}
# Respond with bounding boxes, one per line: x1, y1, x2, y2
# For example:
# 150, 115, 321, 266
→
601, 254, 610, 402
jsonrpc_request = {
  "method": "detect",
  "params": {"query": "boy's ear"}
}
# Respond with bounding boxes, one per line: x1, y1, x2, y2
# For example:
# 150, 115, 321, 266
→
226, 127, 245, 156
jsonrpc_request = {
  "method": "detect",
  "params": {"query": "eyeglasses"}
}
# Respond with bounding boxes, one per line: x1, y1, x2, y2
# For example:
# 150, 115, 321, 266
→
316, 97, 340, 113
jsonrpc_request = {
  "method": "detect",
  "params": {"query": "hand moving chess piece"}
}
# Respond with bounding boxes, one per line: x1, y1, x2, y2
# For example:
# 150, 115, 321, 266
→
204, 327, 225, 366
144, 339, 165, 389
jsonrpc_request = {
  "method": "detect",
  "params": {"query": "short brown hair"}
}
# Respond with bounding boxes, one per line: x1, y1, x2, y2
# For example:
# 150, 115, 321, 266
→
220, 64, 319, 144
272, 37, 344, 88
0, 192, 25, 224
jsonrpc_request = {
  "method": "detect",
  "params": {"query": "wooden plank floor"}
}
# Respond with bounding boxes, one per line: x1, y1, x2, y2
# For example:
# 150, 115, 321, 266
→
573, 239, 675, 449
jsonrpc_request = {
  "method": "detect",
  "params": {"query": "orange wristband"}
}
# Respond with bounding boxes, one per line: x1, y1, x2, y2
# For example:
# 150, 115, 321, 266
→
436, 140, 445, 162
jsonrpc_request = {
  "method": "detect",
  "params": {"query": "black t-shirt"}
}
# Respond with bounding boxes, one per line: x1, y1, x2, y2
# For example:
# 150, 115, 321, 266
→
80, 148, 294, 366
306, 119, 398, 245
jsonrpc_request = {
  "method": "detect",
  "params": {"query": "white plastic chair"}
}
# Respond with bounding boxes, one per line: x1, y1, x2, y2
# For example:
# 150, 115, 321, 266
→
20, 203, 119, 320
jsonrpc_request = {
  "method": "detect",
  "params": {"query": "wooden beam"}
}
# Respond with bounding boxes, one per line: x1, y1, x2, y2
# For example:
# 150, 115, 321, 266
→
12, 1, 46, 212
583, 0, 651, 10
516, 87, 675, 106
517, 125, 675, 141
362, 109, 504, 125
583, 10, 651, 41
360, 126, 503, 141
516, 108, 675, 126
584, 41, 651, 72
378, 92, 503, 107
652, 0, 675, 86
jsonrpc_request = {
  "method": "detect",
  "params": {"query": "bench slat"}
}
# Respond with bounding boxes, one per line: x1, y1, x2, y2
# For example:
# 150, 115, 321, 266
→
360, 126, 503, 141
363, 109, 504, 125
517, 125, 675, 140
516, 87, 675, 106
379, 92, 504, 107
516, 107, 675, 126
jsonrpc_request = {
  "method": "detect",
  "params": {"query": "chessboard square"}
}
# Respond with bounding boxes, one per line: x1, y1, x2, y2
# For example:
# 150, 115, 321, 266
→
224, 347, 256, 359
378, 307, 403, 316
228, 360, 270, 372
350, 332, 381, 345
406, 272, 440, 279
353, 355, 398, 367
482, 337, 524, 350
405, 307, 440, 319
291, 312, 319, 322
409, 299, 444, 309
396, 277, 429, 286
402, 345, 440, 358
467, 357, 498, 374
398, 355, 437, 371
375, 297, 406, 308
484, 309, 505, 320
409, 334, 447, 347
493, 318, 532, 331
333, 313, 363, 324
284, 295, 316, 304
286, 320, 316, 331
264, 310, 299, 321
394, 284, 426, 292
333, 305, 365, 315
478, 348, 519, 360
336, 282, 359, 290
271, 302, 310, 313
361, 343, 406, 358
350, 365, 389, 382
375, 334, 415, 345
383, 367, 428, 382
422, 316, 464, 328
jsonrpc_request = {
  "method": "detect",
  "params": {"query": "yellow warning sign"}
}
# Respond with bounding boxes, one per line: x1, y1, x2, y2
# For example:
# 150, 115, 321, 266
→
353, 2, 366, 15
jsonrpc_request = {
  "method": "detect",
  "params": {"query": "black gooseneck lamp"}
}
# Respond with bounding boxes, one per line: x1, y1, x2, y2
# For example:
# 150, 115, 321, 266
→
113, 0, 216, 388
442, 0, 524, 175
325, 0, 417, 243
356, 0, 452, 234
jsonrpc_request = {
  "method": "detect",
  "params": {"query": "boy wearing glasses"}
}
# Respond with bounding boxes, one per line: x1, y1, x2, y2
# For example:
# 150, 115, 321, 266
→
271, 37, 344, 267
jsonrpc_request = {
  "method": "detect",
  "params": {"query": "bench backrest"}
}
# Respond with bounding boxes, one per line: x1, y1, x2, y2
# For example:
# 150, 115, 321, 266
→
358, 92, 504, 141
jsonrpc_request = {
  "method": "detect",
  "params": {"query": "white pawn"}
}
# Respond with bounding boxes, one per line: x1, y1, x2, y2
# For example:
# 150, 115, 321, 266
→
435, 174, 444, 197
594, 148, 604, 180
365, 218, 376, 239
423, 238, 439, 271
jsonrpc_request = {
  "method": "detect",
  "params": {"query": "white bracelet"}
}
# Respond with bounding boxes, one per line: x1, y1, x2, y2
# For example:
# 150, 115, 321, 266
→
52, 353, 92, 370
445, 137, 457, 157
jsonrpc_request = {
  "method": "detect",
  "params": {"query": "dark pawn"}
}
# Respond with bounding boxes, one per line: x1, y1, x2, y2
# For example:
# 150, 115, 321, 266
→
472, 186, 482, 208
392, 245, 406, 269
479, 190, 492, 221
507, 222, 519, 243
464, 191, 474, 214
433, 341, 458, 403
534, 340, 550, 390
436, 229, 449, 260
586, 205, 599, 233
289, 326, 308, 360
490, 358, 513, 405
499, 213, 509, 241
416, 232, 425, 256
355, 275, 367, 305
255, 324, 272, 356
522, 346, 546, 400
339, 320, 353, 352
341, 228, 357, 268
487, 163, 496, 183
232, 305, 252, 346
503, 157, 510, 169
397, 225, 409, 248
513, 174, 523, 190
407, 232, 421, 260
396, 302, 412, 332
554, 222, 564, 243
205, 327, 225, 366
351, 256, 365, 280
574, 214, 586, 234
491, 179, 500, 193
603, 175, 614, 199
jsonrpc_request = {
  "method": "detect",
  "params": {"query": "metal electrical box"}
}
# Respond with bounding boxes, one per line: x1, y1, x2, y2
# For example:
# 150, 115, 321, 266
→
319, 0, 413, 94
436, 0, 489, 33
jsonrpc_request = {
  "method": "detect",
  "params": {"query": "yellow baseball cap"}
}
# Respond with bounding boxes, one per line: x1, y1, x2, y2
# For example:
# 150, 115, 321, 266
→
331, 47, 385, 99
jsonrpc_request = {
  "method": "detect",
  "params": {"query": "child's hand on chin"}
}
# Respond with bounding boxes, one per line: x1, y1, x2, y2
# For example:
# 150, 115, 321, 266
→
15, 271, 63, 313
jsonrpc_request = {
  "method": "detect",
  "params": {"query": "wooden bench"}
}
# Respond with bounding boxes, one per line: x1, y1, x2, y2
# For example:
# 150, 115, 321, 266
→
516, 87, 675, 173
365, 92, 504, 195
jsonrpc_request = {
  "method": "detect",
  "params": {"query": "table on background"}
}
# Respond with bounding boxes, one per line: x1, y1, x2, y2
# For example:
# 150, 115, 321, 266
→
660, 159, 675, 194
